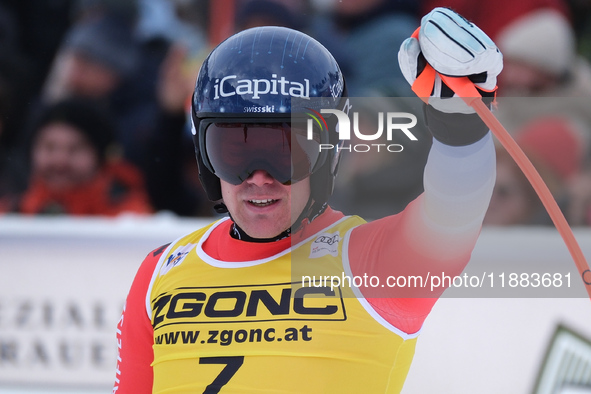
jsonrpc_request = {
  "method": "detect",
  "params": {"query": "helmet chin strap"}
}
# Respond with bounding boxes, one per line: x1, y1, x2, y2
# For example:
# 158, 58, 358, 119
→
290, 198, 328, 235
231, 221, 291, 242
213, 202, 229, 214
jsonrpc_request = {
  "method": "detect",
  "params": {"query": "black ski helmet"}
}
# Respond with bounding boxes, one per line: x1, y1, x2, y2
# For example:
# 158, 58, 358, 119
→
191, 26, 347, 211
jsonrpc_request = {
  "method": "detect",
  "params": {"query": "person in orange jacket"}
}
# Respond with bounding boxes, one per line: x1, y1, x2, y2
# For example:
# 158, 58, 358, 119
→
0, 97, 153, 216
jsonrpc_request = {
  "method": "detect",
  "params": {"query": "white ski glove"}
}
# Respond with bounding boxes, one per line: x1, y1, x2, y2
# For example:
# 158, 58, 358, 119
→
398, 7, 503, 146
398, 7, 503, 114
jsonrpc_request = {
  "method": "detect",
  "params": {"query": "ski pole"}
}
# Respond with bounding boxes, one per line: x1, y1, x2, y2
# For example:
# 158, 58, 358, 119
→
413, 66, 591, 300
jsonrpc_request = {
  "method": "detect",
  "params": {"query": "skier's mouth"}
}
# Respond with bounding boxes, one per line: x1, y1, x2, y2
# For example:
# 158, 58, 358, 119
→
248, 199, 277, 207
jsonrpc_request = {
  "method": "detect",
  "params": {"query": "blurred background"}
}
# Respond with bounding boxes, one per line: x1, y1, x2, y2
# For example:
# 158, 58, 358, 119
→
1, 0, 591, 393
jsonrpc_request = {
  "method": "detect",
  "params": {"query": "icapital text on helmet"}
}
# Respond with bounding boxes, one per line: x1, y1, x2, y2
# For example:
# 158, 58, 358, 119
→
213, 75, 310, 100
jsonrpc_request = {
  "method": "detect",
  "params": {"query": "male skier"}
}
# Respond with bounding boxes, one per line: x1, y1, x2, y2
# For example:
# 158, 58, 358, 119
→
114, 7, 502, 393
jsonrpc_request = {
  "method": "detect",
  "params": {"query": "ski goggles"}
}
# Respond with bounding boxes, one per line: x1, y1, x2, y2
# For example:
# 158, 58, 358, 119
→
199, 120, 326, 185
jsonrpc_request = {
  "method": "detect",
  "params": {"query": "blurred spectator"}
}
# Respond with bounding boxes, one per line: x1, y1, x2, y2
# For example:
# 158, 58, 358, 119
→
492, 8, 591, 155
42, 13, 140, 103
135, 0, 207, 56
133, 0, 213, 216
39, 5, 213, 216
566, 0, 591, 61
73, 0, 138, 22
235, 0, 306, 30
0, 59, 30, 200
0, 98, 153, 216
41, 13, 146, 161
566, 168, 591, 226
146, 42, 215, 217
2, 0, 76, 99
484, 116, 588, 226
0, 4, 39, 199
310, 0, 418, 96
496, 9, 591, 97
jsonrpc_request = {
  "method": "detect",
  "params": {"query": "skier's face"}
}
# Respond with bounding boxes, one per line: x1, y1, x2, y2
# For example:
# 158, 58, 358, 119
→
220, 172, 310, 239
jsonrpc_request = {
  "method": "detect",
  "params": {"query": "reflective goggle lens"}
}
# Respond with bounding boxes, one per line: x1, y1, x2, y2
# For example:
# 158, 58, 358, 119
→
203, 122, 322, 185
